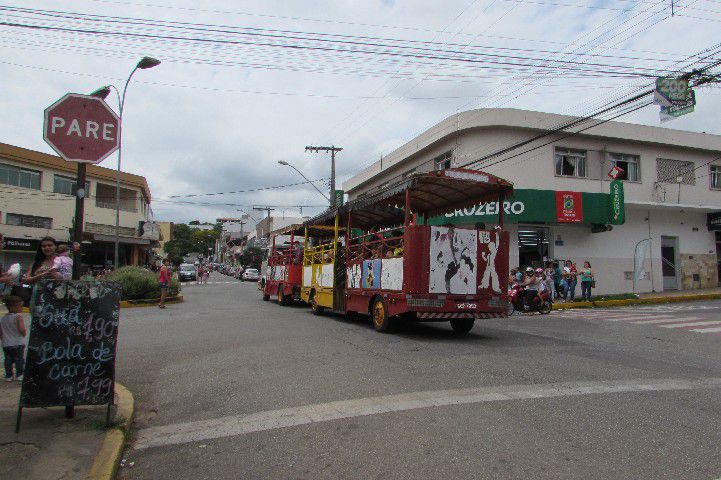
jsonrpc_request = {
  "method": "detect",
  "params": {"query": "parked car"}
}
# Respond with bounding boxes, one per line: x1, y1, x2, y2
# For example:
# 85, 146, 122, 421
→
241, 268, 259, 282
178, 263, 197, 282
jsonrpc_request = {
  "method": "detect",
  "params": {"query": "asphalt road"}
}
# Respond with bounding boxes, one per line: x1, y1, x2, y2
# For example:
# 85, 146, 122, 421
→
116, 275, 721, 480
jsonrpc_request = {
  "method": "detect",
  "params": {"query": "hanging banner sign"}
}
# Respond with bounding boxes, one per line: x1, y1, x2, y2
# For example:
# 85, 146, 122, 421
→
610, 180, 625, 225
428, 189, 613, 226
654, 77, 696, 122
555, 191, 583, 223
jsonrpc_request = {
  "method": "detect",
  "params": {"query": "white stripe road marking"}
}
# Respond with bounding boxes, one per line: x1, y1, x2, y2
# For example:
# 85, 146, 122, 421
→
690, 326, 721, 333
604, 315, 675, 322
660, 320, 721, 329
134, 377, 721, 451
633, 317, 703, 325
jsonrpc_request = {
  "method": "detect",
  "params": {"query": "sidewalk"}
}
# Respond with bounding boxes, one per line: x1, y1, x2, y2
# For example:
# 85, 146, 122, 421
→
552, 286, 721, 310
0, 380, 132, 480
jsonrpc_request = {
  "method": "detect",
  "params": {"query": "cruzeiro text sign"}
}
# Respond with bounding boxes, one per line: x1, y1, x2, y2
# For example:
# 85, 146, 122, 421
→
427, 189, 619, 226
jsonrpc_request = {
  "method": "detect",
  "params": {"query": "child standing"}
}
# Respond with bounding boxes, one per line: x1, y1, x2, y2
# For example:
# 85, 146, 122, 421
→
53, 244, 73, 280
0, 296, 27, 381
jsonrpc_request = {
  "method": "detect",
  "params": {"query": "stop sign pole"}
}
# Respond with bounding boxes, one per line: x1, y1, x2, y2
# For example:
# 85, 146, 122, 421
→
43, 93, 120, 280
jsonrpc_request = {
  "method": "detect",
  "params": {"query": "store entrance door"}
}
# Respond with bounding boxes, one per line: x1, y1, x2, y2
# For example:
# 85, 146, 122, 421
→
661, 235, 679, 290
518, 226, 549, 269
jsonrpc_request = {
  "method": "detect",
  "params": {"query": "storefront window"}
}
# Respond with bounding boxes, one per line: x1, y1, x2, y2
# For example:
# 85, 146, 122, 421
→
710, 165, 721, 190
53, 175, 90, 195
609, 153, 640, 182
518, 226, 549, 268
554, 148, 586, 178
6, 213, 52, 229
433, 151, 452, 171
0, 162, 40, 189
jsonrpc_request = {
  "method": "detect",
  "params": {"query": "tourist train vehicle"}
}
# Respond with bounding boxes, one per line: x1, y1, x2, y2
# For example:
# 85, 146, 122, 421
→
261, 224, 304, 305
260, 168, 513, 334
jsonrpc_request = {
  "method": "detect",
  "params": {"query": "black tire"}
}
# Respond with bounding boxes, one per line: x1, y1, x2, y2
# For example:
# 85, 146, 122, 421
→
311, 292, 324, 315
507, 301, 515, 316
278, 285, 291, 306
262, 293, 270, 301
538, 300, 552, 315
450, 318, 475, 335
371, 297, 393, 333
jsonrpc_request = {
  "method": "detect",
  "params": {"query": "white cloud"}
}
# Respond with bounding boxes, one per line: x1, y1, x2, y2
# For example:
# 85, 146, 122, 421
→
1, 0, 719, 224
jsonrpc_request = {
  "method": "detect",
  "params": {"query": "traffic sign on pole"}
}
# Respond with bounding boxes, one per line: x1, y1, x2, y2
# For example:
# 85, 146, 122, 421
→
43, 93, 119, 164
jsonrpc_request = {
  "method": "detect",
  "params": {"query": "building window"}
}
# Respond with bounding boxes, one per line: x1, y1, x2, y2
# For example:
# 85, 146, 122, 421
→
95, 183, 137, 212
6, 213, 52, 229
711, 165, 721, 190
433, 151, 452, 171
609, 153, 640, 182
554, 148, 587, 178
656, 158, 695, 185
53, 175, 90, 195
0, 162, 41, 189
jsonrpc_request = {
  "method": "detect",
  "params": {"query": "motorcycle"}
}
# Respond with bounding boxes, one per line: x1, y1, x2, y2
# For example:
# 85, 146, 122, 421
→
507, 282, 552, 315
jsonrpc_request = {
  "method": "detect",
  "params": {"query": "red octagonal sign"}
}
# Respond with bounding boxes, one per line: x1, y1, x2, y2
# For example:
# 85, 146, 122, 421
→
43, 93, 120, 164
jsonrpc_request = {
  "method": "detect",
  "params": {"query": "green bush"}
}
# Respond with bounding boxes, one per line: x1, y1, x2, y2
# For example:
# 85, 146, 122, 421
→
105, 266, 180, 300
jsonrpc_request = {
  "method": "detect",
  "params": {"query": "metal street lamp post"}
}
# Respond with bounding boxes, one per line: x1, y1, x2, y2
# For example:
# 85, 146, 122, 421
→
277, 160, 330, 202
91, 56, 160, 269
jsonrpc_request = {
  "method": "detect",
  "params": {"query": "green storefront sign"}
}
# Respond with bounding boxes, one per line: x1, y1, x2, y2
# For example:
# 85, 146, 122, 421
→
427, 188, 620, 226
609, 180, 625, 225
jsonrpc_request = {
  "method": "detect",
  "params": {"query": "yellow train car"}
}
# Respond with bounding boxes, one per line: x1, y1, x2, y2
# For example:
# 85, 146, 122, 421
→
299, 215, 344, 314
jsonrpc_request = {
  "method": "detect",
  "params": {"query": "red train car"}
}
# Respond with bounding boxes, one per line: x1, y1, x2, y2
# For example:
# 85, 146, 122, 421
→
261, 224, 304, 305
307, 168, 513, 334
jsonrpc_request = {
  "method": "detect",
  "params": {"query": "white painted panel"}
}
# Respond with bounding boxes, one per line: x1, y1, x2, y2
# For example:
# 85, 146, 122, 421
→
380, 257, 404, 291
302, 266, 312, 287
347, 264, 361, 289
429, 226, 477, 294
319, 263, 335, 288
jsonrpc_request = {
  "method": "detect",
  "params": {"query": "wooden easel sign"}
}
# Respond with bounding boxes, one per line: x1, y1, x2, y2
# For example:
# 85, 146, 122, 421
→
16, 280, 121, 432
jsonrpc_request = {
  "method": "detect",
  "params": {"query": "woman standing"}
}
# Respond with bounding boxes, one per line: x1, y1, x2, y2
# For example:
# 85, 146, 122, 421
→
580, 261, 595, 301
20, 237, 62, 305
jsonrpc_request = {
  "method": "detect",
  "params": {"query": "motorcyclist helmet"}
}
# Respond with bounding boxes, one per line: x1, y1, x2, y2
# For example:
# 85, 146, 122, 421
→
525, 267, 533, 273
535, 267, 544, 275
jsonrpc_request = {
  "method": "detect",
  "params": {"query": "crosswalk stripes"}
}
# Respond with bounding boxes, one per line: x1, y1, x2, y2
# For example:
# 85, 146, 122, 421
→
551, 308, 720, 335
659, 320, 721, 329
632, 317, 701, 324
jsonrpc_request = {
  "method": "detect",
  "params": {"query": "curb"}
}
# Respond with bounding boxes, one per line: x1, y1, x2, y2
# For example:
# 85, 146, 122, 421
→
552, 292, 721, 310
119, 295, 184, 309
18, 295, 184, 313
88, 383, 134, 480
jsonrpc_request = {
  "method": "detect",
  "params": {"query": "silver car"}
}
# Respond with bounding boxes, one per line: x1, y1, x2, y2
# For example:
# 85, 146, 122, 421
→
241, 268, 259, 282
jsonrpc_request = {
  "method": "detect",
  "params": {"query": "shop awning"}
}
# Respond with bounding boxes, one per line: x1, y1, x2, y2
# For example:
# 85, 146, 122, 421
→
91, 234, 152, 245
308, 169, 514, 231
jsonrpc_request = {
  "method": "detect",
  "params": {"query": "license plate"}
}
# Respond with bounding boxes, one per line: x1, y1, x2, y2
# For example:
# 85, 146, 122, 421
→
457, 302, 477, 310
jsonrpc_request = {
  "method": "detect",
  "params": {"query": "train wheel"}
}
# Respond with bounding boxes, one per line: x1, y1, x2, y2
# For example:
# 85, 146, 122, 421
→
311, 292, 324, 315
450, 318, 475, 335
371, 297, 393, 333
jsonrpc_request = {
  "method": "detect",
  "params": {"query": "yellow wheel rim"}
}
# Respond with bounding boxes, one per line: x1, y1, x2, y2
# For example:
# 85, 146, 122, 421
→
373, 302, 385, 327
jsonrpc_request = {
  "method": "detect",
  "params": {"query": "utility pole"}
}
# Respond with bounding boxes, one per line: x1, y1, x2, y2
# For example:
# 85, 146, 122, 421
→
305, 145, 343, 207
253, 206, 276, 239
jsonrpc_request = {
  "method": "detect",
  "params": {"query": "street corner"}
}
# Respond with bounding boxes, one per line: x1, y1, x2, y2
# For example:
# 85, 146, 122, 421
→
0, 379, 134, 480
89, 383, 135, 480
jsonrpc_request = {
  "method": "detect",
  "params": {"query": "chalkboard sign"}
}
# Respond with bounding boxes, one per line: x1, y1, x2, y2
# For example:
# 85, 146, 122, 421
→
19, 280, 121, 408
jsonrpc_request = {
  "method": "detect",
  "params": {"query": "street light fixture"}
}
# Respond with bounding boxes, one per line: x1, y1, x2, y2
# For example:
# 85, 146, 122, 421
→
91, 56, 160, 269
277, 160, 330, 202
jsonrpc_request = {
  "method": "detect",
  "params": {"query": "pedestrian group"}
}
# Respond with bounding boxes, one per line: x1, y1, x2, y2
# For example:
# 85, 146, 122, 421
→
509, 259, 595, 303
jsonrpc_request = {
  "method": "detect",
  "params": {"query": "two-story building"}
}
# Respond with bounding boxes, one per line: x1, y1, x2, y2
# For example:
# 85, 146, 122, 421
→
343, 108, 721, 295
0, 142, 154, 272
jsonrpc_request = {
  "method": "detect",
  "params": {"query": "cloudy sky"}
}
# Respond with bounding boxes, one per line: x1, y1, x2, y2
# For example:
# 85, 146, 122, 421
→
1, 0, 720, 229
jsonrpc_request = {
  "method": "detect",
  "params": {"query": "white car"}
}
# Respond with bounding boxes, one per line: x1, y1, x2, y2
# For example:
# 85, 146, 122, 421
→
241, 268, 260, 282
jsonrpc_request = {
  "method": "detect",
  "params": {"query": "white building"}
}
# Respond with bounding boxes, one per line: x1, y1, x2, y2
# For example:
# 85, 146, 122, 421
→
343, 108, 721, 295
